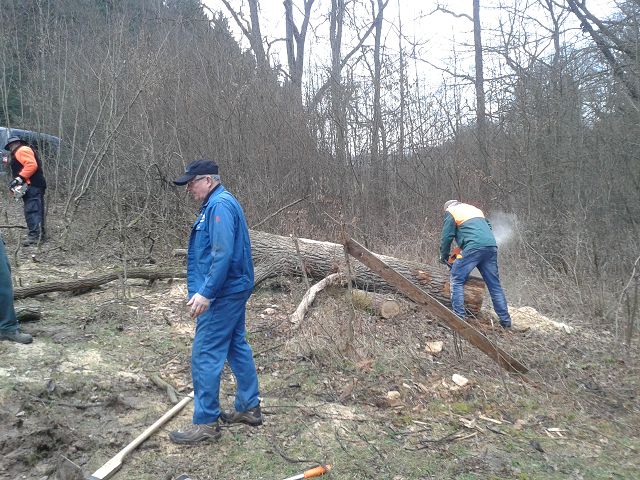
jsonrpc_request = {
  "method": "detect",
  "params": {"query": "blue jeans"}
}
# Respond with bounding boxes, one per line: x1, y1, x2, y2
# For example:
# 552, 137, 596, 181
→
0, 239, 18, 334
450, 246, 512, 327
23, 186, 46, 241
191, 289, 260, 424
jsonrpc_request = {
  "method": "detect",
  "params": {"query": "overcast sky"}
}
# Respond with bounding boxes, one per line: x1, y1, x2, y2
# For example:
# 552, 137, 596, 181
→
204, 0, 618, 88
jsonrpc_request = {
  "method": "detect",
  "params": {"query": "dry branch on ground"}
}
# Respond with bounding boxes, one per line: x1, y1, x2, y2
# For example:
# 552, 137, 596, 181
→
13, 267, 186, 299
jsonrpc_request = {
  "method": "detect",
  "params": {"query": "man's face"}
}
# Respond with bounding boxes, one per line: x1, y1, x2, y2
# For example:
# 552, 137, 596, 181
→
186, 175, 212, 202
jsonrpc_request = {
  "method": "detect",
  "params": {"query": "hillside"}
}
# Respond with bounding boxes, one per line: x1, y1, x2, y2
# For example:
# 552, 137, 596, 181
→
0, 211, 637, 480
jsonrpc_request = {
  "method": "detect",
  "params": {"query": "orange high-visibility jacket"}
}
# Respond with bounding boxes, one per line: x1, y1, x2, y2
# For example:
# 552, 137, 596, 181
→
10, 145, 46, 188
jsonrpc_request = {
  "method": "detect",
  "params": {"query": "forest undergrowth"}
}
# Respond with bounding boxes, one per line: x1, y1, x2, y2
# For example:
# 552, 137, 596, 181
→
0, 203, 637, 480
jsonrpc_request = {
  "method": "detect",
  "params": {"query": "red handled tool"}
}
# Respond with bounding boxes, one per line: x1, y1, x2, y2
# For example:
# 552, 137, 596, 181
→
282, 465, 332, 480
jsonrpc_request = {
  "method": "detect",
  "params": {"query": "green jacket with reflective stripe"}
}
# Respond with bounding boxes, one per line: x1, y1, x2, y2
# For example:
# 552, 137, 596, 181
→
439, 204, 496, 262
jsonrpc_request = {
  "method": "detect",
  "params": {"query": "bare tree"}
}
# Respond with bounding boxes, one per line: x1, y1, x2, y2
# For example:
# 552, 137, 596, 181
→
371, 0, 388, 170
566, 0, 640, 102
330, 0, 347, 164
217, 0, 269, 72
284, 0, 315, 103
473, 0, 489, 176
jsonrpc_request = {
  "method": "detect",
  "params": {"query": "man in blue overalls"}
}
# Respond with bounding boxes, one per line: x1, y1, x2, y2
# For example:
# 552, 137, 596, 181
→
170, 160, 261, 445
0, 236, 33, 343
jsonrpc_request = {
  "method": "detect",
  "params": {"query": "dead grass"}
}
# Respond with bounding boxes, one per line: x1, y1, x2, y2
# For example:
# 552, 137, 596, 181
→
0, 222, 638, 480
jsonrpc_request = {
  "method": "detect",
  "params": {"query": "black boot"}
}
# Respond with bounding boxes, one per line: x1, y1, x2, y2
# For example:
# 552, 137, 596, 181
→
21, 237, 39, 247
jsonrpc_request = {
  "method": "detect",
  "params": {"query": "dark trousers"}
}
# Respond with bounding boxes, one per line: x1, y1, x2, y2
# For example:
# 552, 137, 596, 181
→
0, 239, 18, 334
23, 186, 46, 241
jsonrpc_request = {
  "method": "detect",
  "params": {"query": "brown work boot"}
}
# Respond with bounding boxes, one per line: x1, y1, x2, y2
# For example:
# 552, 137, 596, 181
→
169, 421, 221, 445
220, 405, 263, 426
0, 330, 33, 344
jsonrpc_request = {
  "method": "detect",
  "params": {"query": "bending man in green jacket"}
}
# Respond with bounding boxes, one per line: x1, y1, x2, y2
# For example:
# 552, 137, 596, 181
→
439, 200, 512, 329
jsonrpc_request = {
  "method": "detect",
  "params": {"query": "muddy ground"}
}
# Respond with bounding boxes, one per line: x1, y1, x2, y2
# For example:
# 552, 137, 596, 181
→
0, 217, 638, 480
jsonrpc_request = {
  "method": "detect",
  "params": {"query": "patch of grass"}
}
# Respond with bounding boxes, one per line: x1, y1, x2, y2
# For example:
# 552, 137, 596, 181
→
451, 401, 473, 415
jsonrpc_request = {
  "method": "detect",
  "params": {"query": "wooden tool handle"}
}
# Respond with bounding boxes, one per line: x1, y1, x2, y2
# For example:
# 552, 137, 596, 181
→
89, 392, 194, 479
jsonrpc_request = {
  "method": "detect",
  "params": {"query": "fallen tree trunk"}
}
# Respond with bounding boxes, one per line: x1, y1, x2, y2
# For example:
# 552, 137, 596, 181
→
345, 238, 528, 374
18, 231, 484, 314
14, 268, 185, 300
249, 230, 484, 314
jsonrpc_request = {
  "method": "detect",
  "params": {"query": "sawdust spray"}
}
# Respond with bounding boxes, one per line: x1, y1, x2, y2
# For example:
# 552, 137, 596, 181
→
489, 211, 516, 247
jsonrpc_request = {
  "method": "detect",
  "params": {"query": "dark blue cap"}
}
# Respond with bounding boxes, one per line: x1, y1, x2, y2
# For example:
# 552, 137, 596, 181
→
174, 159, 219, 185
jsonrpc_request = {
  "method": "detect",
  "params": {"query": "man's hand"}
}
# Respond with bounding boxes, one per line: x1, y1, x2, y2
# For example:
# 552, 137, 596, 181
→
187, 293, 210, 318
439, 258, 451, 270
9, 177, 23, 190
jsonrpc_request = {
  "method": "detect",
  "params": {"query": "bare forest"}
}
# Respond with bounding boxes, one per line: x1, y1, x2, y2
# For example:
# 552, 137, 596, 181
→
0, 0, 638, 479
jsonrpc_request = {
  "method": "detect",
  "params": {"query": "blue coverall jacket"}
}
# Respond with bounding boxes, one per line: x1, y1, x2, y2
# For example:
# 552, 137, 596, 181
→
187, 184, 259, 424
0, 238, 19, 334
187, 184, 254, 300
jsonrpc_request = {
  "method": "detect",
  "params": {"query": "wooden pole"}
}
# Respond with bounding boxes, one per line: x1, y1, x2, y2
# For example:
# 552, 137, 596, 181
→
344, 238, 528, 374
88, 392, 194, 479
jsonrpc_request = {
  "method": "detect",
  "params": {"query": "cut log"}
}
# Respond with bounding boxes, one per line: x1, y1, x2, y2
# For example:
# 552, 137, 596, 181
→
290, 273, 344, 327
344, 237, 528, 374
249, 230, 484, 314
351, 290, 402, 319
14, 268, 185, 300
148, 374, 180, 404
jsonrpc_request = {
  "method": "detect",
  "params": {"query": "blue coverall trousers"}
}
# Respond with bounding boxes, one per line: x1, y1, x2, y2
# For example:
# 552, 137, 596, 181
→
450, 246, 512, 327
0, 239, 18, 334
192, 289, 260, 424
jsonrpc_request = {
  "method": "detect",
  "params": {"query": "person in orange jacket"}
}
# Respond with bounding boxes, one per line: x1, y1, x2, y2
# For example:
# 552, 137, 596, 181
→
4, 136, 47, 246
